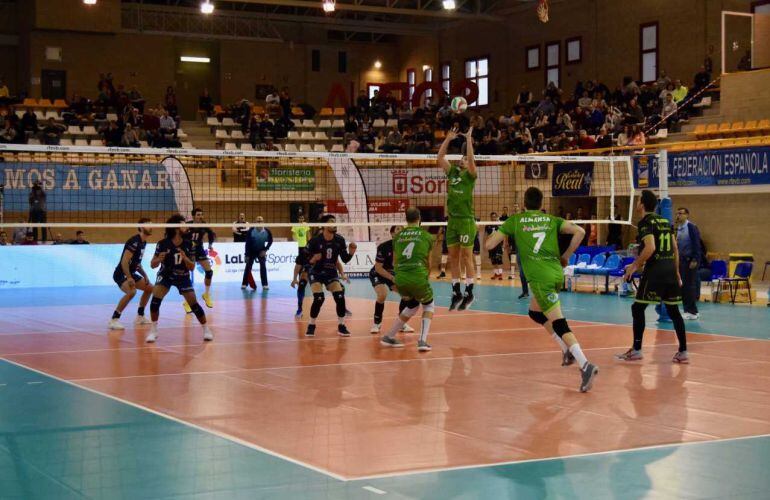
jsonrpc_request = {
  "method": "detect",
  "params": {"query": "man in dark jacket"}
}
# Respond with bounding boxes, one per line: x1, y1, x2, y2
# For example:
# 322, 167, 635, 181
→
242, 216, 273, 290
675, 207, 703, 319
28, 181, 47, 242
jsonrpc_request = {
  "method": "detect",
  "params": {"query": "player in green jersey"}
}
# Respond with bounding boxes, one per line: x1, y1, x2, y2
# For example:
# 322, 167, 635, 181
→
380, 207, 436, 352
485, 187, 598, 393
438, 125, 477, 311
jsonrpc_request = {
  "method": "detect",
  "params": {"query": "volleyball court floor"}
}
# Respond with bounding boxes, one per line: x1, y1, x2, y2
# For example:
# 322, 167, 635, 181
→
1, 279, 769, 499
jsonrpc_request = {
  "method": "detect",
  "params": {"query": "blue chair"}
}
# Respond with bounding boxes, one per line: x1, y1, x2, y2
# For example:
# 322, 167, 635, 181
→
576, 254, 591, 266
568, 254, 578, 266
708, 260, 728, 301
717, 262, 753, 304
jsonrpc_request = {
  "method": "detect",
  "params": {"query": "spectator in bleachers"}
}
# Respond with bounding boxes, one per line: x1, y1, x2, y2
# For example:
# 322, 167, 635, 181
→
129, 85, 145, 112
344, 132, 360, 152
382, 128, 403, 153
374, 130, 386, 153
588, 214, 598, 246
12, 220, 28, 245
21, 232, 37, 246
628, 125, 646, 148
577, 129, 596, 149
0, 231, 7, 246
71, 230, 90, 244
103, 120, 122, 147
623, 98, 645, 125
693, 65, 711, 94
671, 80, 688, 104
21, 109, 38, 135
262, 137, 279, 151
198, 88, 213, 116
265, 88, 280, 116
0, 116, 21, 144
0, 77, 9, 100
675, 207, 702, 320
516, 85, 533, 107
595, 126, 613, 148
655, 70, 671, 91
42, 117, 64, 145
52, 233, 64, 245
121, 123, 140, 147
279, 87, 292, 118
661, 93, 679, 129
356, 90, 370, 116
159, 109, 177, 138
164, 86, 178, 116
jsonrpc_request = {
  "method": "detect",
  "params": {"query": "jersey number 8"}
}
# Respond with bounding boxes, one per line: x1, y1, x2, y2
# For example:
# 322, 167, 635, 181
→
326, 248, 333, 259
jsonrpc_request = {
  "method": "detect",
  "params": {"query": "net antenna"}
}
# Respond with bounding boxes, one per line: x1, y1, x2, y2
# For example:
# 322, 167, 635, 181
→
537, 0, 550, 23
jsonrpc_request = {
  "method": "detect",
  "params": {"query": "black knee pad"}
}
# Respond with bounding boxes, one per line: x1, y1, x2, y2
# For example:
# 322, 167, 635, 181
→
150, 296, 163, 313
552, 318, 571, 337
406, 298, 420, 309
528, 310, 548, 325
313, 292, 325, 305
204, 270, 213, 280
190, 302, 205, 321
332, 290, 346, 317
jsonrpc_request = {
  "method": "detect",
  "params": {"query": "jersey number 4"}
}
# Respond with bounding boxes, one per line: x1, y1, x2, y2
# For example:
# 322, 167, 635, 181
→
401, 242, 415, 259
532, 232, 546, 254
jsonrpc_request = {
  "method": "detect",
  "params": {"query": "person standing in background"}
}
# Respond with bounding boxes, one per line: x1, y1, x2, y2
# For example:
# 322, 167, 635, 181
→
675, 207, 702, 320
232, 212, 250, 242
28, 181, 47, 243
606, 205, 623, 248
243, 216, 273, 291
291, 214, 310, 248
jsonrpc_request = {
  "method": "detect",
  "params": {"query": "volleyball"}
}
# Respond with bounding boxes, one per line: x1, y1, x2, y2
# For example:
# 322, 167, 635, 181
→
450, 96, 468, 113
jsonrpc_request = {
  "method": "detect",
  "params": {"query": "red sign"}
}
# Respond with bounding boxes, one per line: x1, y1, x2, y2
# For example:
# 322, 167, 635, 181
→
326, 199, 408, 214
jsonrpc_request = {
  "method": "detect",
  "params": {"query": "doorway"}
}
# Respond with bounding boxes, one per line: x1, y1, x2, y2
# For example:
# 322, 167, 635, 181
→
41, 70, 66, 100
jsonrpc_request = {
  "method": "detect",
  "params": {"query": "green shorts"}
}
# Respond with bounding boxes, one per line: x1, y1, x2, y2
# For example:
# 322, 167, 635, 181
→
529, 279, 563, 314
395, 273, 434, 304
446, 217, 477, 248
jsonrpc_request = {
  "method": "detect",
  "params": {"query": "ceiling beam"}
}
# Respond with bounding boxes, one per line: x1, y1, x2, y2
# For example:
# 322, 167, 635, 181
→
228, 0, 502, 20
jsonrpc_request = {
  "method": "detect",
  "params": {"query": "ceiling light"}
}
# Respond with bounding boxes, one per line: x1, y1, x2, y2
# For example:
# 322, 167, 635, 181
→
200, 1, 214, 14
83, 0, 97, 5
442, 0, 456, 10
180, 56, 211, 63
323, 0, 336, 13
374, 60, 382, 69
422, 65, 431, 71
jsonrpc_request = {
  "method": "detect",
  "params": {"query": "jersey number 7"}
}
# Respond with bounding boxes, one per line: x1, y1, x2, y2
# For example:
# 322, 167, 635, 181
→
532, 232, 546, 254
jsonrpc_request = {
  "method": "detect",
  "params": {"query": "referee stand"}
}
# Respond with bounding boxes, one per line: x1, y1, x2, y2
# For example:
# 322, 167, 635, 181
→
656, 149, 673, 323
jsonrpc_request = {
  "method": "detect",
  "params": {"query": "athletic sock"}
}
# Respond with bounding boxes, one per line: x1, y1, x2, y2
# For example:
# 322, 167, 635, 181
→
374, 301, 385, 325
205, 284, 211, 294
465, 278, 474, 286
452, 281, 461, 295
112, 311, 121, 320
137, 306, 145, 317
569, 343, 589, 370
551, 332, 568, 353
419, 317, 431, 343
385, 319, 405, 339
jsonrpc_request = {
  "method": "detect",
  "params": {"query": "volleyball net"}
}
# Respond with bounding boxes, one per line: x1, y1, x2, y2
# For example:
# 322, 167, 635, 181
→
0, 144, 635, 244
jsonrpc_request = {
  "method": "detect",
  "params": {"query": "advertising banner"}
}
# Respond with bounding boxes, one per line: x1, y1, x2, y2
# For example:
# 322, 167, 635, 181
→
552, 162, 594, 196
256, 167, 315, 191
359, 165, 501, 197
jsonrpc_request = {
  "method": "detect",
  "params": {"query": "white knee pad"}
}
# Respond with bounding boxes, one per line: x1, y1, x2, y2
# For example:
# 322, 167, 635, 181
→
422, 302, 435, 314
402, 306, 420, 319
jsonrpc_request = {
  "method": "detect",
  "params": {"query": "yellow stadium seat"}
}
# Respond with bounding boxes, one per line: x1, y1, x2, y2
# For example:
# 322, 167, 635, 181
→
728, 121, 744, 137
22, 98, 37, 107
740, 120, 758, 135
691, 124, 707, 138
333, 107, 346, 116
701, 123, 719, 139
213, 104, 224, 115
757, 119, 770, 135
52, 99, 67, 108
319, 107, 334, 117
291, 106, 305, 117
252, 105, 265, 115
712, 122, 731, 138
38, 99, 53, 108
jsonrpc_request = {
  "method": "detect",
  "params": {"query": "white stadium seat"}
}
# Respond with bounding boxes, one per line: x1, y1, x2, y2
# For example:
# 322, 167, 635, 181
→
314, 131, 329, 141
240, 143, 254, 151
330, 144, 344, 152
299, 144, 313, 152
287, 130, 300, 140
215, 129, 229, 139
284, 143, 298, 152
313, 144, 327, 152
224, 142, 238, 150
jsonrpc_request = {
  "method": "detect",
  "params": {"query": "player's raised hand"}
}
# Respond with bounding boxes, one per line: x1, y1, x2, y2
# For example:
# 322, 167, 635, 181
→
445, 126, 459, 141
462, 126, 474, 140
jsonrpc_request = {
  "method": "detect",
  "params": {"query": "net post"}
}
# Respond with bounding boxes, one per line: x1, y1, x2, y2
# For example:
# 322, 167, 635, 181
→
656, 148, 673, 322
609, 157, 615, 221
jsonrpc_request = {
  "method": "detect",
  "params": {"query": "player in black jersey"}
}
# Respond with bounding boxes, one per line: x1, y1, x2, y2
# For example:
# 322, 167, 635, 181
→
618, 190, 688, 363
108, 218, 154, 330
291, 245, 312, 319
184, 208, 216, 311
305, 215, 357, 337
485, 212, 504, 280
145, 214, 213, 343
369, 226, 414, 334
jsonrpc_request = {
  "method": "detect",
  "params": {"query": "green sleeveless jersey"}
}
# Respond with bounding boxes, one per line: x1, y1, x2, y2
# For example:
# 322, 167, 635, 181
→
446, 164, 476, 219
500, 211, 565, 282
394, 226, 434, 275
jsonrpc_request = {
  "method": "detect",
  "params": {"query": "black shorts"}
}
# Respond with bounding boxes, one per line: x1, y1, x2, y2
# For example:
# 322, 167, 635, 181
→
488, 250, 503, 266
635, 272, 682, 305
309, 268, 340, 286
113, 268, 144, 288
155, 273, 194, 294
369, 269, 394, 289
194, 245, 208, 262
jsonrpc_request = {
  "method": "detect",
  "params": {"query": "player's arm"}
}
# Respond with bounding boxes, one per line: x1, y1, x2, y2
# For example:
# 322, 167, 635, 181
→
437, 126, 458, 173
206, 228, 216, 249
308, 238, 322, 264
462, 126, 477, 177
137, 263, 148, 280
484, 230, 506, 251
339, 240, 357, 263
150, 243, 167, 269
374, 261, 395, 282
672, 229, 682, 285
625, 234, 655, 280
180, 247, 196, 271
120, 249, 135, 285
559, 221, 586, 266
336, 260, 349, 283
291, 263, 302, 287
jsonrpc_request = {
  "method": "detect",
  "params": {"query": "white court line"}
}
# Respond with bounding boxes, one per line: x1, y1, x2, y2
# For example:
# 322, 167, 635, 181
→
361, 485, 387, 494
352, 432, 770, 482
67, 337, 754, 382
0, 357, 349, 482
0, 324, 605, 357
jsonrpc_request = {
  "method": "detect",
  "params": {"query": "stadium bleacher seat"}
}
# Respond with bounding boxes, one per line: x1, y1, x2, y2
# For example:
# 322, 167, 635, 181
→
82, 126, 98, 136
301, 119, 316, 129
60, 138, 73, 146
177, 129, 188, 139
28, 138, 41, 145
291, 107, 305, 117
314, 131, 329, 141
648, 128, 667, 141
284, 144, 298, 152
206, 117, 220, 127
221, 117, 236, 127
385, 119, 398, 128
44, 110, 59, 120
215, 129, 229, 140
22, 98, 37, 107
373, 119, 386, 128
240, 143, 254, 151
252, 105, 265, 115
224, 142, 238, 150
34, 111, 45, 120
331, 119, 345, 128
89, 139, 102, 146
691, 124, 707, 139
74, 139, 89, 146
330, 144, 344, 152
181, 142, 194, 149
38, 99, 53, 108
318, 119, 332, 129
230, 130, 245, 140
300, 131, 314, 141
139, 140, 149, 148
333, 107, 345, 116
758, 119, 770, 134
319, 107, 334, 117
299, 144, 312, 152
313, 144, 327, 152
52, 99, 67, 109
692, 96, 711, 109
287, 130, 300, 141
106, 113, 118, 122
